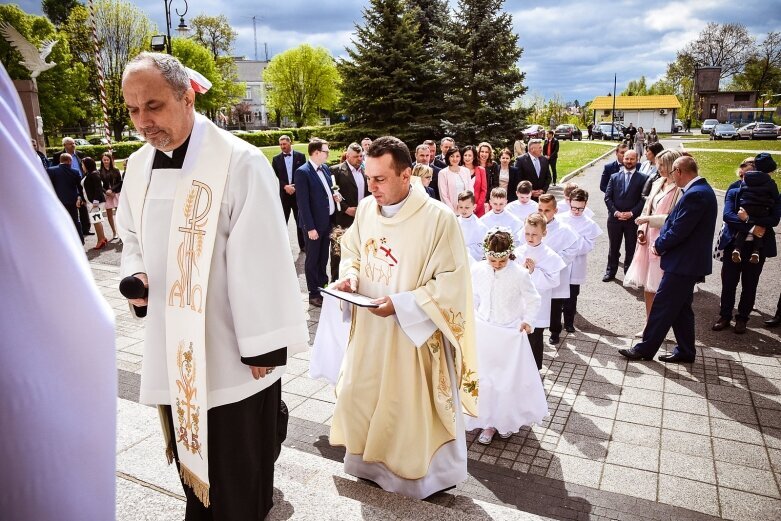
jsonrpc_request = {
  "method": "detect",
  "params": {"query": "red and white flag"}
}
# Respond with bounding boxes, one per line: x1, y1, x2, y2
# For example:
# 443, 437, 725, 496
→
186, 67, 212, 94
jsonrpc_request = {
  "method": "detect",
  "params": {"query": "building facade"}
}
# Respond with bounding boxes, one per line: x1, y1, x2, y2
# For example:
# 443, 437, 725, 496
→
589, 95, 682, 132
233, 58, 269, 129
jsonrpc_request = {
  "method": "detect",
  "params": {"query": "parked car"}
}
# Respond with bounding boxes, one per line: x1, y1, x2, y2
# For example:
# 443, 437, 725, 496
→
122, 134, 145, 142
593, 123, 623, 140
674, 119, 684, 132
701, 119, 719, 134
554, 124, 582, 141
737, 123, 756, 139
710, 124, 738, 140
751, 122, 779, 140
88, 137, 109, 145
521, 124, 546, 140
73, 138, 90, 146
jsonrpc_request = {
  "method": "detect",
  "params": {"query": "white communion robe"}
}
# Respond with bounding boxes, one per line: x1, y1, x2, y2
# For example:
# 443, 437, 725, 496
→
0, 63, 116, 520
560, 212, 603, 285
117, 114, 309, 409
466, 262, 547, 433
557, 200, 595, 219
458, 213, 489, 261
539, 219, 582, 299
506, 199, 538, 223
480, 210, 524, 245
513, 243, 566, 328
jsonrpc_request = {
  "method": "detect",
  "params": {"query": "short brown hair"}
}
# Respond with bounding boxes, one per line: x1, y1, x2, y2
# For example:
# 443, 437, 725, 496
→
308, 137, 328, 156
516, 180, 533, 194
458, 190, 475, 203
562, 182, 579, 198
570, 188, 588, 203
490, 187, 507, 199
525, 212, 547, 231
538, 193, 556, 206
366, 136, 412, 175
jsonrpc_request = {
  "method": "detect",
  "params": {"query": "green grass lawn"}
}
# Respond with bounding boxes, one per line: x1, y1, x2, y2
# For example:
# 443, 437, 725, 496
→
557, 141, 615, 175
681, 139, 781, 152
258, 143, 344, 165
687, 150, 781, 190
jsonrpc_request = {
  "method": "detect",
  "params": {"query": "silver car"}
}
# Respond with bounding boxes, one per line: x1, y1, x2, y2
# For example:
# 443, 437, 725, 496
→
710, 124, 738, 140
701, 119, 719, 134
737, 123, 756, 139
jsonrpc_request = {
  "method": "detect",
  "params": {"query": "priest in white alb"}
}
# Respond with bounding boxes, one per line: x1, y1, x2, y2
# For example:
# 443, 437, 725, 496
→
329, 136, 479, 499
117, 53, 309, 519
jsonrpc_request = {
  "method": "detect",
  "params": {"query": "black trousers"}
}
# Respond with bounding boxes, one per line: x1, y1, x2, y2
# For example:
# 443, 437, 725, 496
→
282, 198, 305, 250
606, 219, 638, 275
163, 380, 282, 521
549, 158, 558, 184
529, 328, 544, 370
550, 284, 580, 334
78, 202, 91, 235
304, 227, 331, 297
720, 243, 766, 323
64, 203, 84, 244
330, 241, 340, 283
634, 272, 698, 360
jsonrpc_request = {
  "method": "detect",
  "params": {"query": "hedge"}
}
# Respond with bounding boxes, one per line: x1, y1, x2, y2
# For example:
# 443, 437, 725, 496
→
45, 141, 145, 160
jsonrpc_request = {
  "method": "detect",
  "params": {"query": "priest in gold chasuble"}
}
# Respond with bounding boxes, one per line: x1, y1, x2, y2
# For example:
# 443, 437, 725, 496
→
117, 53, 309, 520
329, 136, 479, 499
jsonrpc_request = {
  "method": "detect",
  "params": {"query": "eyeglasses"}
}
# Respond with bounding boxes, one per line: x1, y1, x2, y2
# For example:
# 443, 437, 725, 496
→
570, 206, 586, 212
320, 149, 330, 154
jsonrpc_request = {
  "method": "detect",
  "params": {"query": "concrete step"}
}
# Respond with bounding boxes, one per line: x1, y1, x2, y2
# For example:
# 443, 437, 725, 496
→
116, 398, 550, 520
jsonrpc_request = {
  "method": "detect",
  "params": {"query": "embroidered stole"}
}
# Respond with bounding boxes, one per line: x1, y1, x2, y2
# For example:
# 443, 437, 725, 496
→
125, 118, 231, 507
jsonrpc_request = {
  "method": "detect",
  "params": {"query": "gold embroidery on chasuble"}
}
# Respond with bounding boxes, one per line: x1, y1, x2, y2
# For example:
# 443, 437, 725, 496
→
168, 181, 213, 313
175, 341, 203, 458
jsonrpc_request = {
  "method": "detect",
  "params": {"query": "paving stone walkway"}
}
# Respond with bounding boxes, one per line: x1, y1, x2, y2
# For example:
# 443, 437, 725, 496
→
99, 151, 781, 520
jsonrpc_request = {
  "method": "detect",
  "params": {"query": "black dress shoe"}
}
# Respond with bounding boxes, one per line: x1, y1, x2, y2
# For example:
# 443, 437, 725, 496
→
549, 334, 560, 345
618, 348, 654, 361
765, 315, 781, 327
602, 273, 615, 282
734, 319, 747, 334
564, 325, 576, 333
309, 296, 323, 307
711, 317, 730, 331
658, 353, 695, 363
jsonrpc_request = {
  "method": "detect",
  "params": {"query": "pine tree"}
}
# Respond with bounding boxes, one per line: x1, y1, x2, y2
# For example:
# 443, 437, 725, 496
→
439, 0, 526, 144
340, 0, 440, 143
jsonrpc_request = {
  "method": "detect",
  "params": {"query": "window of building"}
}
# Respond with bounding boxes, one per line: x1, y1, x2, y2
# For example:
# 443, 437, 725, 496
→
734, 93, 750, 102
244, 87, 252, 100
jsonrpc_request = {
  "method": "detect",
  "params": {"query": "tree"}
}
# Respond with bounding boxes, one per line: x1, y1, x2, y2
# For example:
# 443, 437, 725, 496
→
264, 44, 340, 127
93, 0, 154, 140
665, 51, 697, 122
684, 22, 755, 80
190, 14, 236, 61
339, 0, 439, 142
621, 76, 648, 96
731, 32, 781, 95
42, 0, 81, 27
1, 4, 90, 138
439, 0, 526, 143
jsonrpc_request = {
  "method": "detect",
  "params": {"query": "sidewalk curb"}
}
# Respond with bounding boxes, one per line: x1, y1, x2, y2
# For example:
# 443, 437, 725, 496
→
680, 142, 728, 196
560, 147, 615, 184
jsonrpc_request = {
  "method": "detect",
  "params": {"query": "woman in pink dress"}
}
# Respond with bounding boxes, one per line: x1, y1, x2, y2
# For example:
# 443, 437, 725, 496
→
624, 150, 683, 329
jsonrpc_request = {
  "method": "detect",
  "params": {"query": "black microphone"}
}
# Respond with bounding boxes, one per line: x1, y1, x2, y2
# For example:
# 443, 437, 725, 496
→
119, 276, 148, 318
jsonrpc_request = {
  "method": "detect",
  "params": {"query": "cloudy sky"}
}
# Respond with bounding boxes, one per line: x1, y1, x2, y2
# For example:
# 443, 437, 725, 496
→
16, 0, 781, 103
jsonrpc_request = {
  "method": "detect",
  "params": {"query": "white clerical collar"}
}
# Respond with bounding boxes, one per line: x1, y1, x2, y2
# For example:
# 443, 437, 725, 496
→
380, 186, 413, 217
683, 176, 702, 192
162, 150, 174, 158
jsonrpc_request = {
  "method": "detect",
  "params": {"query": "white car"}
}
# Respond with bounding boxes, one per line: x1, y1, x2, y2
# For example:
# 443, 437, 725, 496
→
737, 123, 756, 139
701, 119, 719, 134
674, 119, 683, 132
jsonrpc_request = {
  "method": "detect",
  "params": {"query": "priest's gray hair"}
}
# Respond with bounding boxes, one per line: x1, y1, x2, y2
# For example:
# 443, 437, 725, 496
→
122, 52, 190, 100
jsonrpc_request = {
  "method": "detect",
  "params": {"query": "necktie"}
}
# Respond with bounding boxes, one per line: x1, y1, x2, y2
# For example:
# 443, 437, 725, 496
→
533, 157, 540, 177
624, 172, 630, 193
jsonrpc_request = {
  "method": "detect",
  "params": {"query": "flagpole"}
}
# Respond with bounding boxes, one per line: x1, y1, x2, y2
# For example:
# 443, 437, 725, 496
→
611, 74, 617, 139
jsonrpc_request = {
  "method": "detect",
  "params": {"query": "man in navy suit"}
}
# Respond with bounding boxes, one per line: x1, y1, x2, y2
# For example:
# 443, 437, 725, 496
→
271, 135, 307, 251
599, 143, 628, 193
515, 139, 551, 200
603, 149, 648, 281
46, 153, 84, 244
295, 138, 340, 307
620, 156, 718, 363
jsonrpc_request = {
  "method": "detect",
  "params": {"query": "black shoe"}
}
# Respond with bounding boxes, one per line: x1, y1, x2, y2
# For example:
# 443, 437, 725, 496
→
602, 273, 615, 282
84, 231, 95, 236
712, 317, 730, 331
564, 325, 576, 333
618, 348, 654, 361
549, 334, 560, 345
309, 296, 323, 307
765, 315, 781, 327
734, 319, 747, 334
658, 353, 695, 363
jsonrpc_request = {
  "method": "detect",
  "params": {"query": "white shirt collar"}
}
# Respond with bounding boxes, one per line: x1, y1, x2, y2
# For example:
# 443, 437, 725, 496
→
683, 176, 702, 192
309, 160, 322, 171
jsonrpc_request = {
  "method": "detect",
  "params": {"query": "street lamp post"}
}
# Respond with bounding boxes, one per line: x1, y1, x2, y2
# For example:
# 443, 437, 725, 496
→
162, 0, 188, 54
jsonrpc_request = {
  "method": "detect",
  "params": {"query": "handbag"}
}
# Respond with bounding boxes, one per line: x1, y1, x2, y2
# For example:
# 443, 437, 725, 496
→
713, 223, 726, 261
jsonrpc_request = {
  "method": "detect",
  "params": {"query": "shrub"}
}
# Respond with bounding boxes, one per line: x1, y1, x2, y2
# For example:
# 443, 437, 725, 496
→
45, 141, 145, 160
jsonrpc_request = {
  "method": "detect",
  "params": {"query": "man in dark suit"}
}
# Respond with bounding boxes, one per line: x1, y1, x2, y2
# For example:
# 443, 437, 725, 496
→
599, 143, 628, 193
543, 130, 560, 185
620, 156, 718, 363
271, 135, 307, 250
603, 149, 647, 281
53, 137, 92, 236
514, 138, 551, 200
295, 138, 340, 307
32, 139, 48, 170
432, 137, 454, 169
46, 153, 84, 244
330, 142, 368, 281
412, 143, 440, 200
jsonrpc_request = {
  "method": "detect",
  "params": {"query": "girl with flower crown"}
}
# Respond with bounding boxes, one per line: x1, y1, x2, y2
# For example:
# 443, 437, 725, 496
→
467, 227, 548, 445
